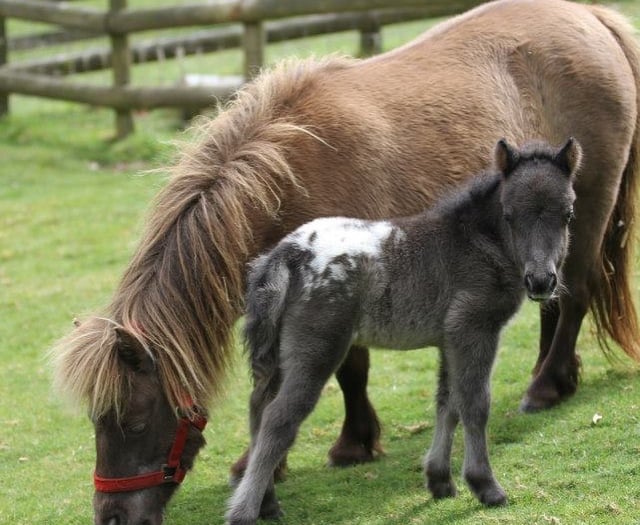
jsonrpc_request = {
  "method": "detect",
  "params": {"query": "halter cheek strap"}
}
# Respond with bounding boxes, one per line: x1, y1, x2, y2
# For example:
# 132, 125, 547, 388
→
94, 410, 207, 493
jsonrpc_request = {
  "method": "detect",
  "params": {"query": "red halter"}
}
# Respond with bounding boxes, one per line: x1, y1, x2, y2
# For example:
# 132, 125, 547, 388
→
93, 409, 207, 493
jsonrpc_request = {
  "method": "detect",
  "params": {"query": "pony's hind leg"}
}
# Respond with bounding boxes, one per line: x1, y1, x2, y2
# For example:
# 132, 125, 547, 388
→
425, 351, 459, 499
328, 345, 383, 467
226, 331, 353, 525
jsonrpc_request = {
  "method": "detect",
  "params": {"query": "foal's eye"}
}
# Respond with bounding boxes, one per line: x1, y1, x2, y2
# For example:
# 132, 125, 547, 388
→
503, 212, 513, 224
565, 208, 575, 223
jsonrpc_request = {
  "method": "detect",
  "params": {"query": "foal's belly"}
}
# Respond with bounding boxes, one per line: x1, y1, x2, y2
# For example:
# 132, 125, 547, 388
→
353, 317, 442, 351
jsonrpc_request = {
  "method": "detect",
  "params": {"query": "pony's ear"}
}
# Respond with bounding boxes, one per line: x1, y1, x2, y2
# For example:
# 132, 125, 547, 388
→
494, 139, 519, 177
554, 137, 582, 176
114, 327, 153, 374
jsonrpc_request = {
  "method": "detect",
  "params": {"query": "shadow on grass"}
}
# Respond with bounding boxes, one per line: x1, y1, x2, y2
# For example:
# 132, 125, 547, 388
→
168, 366, 638, 524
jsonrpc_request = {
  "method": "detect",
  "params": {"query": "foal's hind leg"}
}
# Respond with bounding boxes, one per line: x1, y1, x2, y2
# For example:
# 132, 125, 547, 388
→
229, 369, 288, 487
328, 345, 383, 466
425, 351, 459, 499
231, 368, 284, 519
227, 332, 353, 525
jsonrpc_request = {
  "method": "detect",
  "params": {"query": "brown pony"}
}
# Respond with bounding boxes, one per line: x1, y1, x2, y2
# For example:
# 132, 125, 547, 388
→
52, 0, 640, 523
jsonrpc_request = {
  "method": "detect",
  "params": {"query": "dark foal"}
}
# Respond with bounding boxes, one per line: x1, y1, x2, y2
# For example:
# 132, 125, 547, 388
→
227, 139, 580, 524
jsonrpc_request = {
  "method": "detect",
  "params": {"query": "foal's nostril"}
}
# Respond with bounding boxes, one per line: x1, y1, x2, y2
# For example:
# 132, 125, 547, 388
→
524, 273, 534, 292
548, 272, 558, 291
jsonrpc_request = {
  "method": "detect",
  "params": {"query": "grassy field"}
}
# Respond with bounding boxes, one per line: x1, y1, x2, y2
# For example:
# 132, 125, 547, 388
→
2, 2, 640, 525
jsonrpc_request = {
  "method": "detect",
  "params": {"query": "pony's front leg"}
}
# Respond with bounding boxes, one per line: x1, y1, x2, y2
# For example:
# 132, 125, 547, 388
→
448, 330, 506, 507
425, 350, 459, 499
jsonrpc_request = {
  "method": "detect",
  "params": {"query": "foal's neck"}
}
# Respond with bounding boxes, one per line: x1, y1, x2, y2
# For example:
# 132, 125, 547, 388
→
439, 172, 513, 263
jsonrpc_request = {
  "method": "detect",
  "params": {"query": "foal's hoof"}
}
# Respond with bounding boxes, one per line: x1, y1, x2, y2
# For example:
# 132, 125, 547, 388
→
479, 487, 508, 507
466, 476, 507, 507
427, 478, 457, 500
226, 518, 257, 525
260, 497, 284, 521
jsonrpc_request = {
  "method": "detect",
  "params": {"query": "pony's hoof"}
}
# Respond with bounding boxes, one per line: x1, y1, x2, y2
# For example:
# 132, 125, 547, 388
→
228, 472, 242, 489
328, 438, 382, 467
520, 381, 564, 413
521, 363, 580, 412
229, 452, 288, 486
428, 478, 457, 499
519, 393, 558, 413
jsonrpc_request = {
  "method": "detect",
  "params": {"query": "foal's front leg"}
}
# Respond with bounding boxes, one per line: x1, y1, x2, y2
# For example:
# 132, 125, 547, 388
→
448, 329, 507, 506
425, 350, 459, 499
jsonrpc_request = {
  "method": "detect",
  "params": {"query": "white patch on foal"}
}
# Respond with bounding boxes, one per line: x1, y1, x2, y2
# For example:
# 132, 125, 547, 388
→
291, 217, 395, 281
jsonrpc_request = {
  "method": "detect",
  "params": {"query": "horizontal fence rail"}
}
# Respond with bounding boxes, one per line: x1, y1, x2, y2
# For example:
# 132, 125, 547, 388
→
0, 0, 485, 137
10, 9, 434, 76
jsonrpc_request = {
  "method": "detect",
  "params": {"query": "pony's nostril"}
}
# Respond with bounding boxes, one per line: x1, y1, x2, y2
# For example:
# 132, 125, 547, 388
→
548, 273, 558, 291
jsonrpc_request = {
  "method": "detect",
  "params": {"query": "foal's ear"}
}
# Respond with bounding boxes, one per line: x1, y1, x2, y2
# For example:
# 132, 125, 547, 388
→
114, 327, 154, 374
494, 139, 520, 177
554, 137, 582, 176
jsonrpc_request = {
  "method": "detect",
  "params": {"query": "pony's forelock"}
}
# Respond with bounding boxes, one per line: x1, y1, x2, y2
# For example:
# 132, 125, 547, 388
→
50, 317, 135, 421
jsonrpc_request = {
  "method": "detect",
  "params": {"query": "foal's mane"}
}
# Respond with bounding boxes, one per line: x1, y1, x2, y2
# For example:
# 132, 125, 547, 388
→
431, 141, 563, 221
52, 56, 352, 420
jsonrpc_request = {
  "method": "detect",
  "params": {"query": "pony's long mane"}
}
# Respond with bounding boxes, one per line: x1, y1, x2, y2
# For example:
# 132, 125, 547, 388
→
51, 56, 353, 421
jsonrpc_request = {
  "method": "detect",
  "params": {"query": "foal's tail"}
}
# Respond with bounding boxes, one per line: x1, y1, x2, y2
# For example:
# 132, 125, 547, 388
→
588, 5, 640, 362
244, 254, 292, 376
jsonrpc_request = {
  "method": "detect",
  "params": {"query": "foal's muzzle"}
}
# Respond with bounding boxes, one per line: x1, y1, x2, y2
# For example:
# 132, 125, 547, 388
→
524, 271, 557, 301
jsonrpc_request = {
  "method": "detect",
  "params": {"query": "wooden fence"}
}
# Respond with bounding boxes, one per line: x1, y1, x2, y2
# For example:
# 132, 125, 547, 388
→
0, 0, 485, 137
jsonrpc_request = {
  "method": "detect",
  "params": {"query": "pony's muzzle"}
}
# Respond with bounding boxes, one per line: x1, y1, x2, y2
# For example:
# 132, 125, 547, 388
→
524, 270, 557, 301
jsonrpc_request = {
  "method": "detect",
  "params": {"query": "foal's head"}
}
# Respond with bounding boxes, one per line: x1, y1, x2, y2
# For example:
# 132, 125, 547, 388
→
495, 138, 580, 301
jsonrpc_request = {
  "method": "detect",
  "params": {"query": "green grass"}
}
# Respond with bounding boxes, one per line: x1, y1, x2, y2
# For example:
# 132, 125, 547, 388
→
2, 4, 640, 525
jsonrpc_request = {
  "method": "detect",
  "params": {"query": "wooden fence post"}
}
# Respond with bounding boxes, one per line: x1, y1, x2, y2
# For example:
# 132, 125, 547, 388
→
243, 21, 265, 81
359, 14, 381, 57
0, 15, 8, 115
109, 0, 133, 138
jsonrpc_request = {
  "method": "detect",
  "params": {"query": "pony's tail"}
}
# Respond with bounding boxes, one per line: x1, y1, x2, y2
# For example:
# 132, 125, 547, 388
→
244, 253, 292, 377
588, 5, 640, 362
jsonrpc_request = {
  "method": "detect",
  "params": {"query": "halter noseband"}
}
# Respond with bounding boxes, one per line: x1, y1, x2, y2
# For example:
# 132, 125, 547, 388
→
93, 407, 207, 493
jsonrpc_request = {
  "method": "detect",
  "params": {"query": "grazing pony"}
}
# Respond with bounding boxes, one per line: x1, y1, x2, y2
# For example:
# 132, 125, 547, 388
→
227, 139, 580, 523
51, 1, 640, 523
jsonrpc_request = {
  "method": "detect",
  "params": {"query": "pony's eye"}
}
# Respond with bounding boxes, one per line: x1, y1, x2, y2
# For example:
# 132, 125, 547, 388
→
127, 422, 147, 434
503, 212, 513, 224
